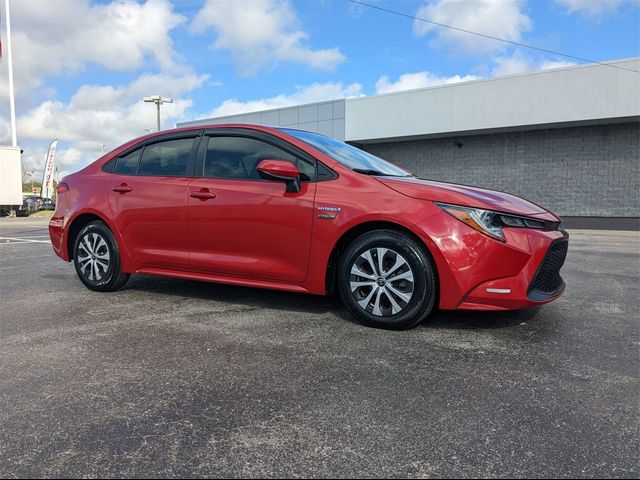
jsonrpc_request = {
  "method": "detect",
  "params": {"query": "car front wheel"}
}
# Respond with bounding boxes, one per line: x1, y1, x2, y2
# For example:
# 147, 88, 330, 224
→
73, 221, 130, 292
338, 229, 437, 330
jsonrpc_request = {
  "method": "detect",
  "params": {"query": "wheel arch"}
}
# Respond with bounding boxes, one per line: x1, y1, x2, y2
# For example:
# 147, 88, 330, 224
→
324, 220, 440, 301
66, 212, 112, 260
65, 210, 138, 272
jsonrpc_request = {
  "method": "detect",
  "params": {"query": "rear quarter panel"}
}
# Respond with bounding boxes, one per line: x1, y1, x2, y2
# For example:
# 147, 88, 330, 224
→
49, 172, 138, 271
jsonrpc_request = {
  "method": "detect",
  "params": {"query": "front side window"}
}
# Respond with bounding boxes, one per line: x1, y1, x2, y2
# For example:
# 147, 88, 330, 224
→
204, 136, 315, 181
114, 149, 141, 175
138, 138, 194, 177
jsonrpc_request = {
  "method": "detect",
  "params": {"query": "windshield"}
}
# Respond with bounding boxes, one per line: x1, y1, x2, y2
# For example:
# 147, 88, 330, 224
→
279, 128, 412, 177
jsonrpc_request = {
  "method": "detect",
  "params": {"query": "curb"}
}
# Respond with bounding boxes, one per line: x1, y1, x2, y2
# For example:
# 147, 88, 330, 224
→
566, 229, 640, 238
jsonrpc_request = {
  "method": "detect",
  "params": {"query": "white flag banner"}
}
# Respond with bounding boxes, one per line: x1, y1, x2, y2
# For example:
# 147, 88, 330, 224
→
41, 139, 58, 199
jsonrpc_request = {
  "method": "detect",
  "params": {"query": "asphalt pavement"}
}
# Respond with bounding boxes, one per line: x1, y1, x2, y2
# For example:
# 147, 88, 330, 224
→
0, 218, 638, 478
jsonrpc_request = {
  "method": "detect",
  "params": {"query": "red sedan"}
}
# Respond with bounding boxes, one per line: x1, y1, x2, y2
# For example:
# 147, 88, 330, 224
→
49, 125, 568, 329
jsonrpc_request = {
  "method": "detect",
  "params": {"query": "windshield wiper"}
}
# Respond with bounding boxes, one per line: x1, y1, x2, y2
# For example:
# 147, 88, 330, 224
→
353, 168, 391, 176
352, 168, 412, 178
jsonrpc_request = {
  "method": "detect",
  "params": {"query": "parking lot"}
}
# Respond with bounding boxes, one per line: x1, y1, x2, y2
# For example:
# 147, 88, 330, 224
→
0, 217, 638, 478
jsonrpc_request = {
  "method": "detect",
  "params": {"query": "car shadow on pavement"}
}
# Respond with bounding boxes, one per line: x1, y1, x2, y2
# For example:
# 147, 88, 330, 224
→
422, 307, 543, 330
124, 275, 341, 315
124, 274, 542, 331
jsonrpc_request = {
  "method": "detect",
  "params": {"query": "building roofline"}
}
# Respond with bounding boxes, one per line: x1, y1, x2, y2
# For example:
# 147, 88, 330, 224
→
346, 57, 640, 104
182, 98, 346, 125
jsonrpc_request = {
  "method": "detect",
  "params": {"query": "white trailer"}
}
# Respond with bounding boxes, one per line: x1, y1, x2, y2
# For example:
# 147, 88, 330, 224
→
0, 145, 23, 215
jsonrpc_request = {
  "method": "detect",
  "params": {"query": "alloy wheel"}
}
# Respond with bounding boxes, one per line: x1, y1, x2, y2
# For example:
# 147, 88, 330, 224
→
77, 232, 111, 282
349, 247, 415, 317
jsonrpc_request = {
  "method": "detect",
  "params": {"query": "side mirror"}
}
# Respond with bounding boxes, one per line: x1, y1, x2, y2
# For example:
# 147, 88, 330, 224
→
256, 159, 301, 193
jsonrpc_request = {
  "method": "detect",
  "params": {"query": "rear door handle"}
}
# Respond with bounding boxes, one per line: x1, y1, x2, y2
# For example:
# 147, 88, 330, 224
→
190, 189, 216, 200
112, 184, 132, 193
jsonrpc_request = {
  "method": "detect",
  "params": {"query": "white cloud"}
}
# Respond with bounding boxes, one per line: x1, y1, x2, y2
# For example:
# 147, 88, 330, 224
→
206, 82, 363, 118
191, 0, 345, 76
539, 59, 578, 70
19, 72, 208, 143
0, 0, 213, 178
1, 0, 185, 100
553, 0, 630, 17
492, 50, 577, 76
20, 145, 85, 182
491, 51, 531, 75
413, 0, 532, 54
15, 72, 208, 176
375, 71, 480, 94
0, 116, 10, 146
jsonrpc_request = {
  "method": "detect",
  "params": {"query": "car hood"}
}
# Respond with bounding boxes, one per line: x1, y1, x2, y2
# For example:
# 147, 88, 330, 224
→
378, 177, 559, 221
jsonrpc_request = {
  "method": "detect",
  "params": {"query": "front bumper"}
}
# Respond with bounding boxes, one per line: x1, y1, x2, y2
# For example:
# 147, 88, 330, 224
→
459, 235, 569, 310
411, 211, 569, 311
527, 238, 568, 302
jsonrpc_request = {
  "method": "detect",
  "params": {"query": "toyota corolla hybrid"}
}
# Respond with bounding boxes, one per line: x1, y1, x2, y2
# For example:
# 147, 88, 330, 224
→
49, 125, 568, 329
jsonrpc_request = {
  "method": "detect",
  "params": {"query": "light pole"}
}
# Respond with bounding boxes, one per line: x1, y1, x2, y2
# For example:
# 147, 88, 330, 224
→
143, 95, 173, 132
99, 144, 106, 155
5, 0, 17, 147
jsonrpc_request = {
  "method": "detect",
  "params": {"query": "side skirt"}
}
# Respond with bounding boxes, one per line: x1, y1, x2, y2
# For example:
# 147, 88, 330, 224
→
136, 267, 317, 295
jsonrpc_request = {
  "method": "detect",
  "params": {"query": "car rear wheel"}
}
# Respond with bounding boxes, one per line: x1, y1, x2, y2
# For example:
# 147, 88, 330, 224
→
73, 221, 129, 292
338, 229, 437, 330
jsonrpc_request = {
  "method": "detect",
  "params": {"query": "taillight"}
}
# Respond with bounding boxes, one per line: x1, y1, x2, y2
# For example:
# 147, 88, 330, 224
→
56, 182, 69, 194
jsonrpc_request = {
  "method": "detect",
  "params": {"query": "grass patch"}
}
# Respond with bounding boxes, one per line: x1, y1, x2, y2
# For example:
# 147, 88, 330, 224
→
28, 210, 55, 218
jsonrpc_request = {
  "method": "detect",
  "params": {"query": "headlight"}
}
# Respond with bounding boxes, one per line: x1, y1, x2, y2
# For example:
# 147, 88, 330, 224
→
436, 202, 549, 242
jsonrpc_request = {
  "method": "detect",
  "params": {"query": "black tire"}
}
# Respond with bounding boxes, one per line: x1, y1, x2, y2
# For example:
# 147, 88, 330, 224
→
337, 229, 437, 330
73, 220, 130, 292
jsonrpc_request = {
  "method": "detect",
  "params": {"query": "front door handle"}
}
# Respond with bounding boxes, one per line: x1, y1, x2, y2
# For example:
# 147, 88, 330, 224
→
190, 189, 216, 200
112, 184, 132, 193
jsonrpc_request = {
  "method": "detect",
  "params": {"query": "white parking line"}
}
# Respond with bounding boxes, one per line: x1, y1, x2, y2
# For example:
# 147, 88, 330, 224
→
0, 236, 51, 244
0, 234, 51, 238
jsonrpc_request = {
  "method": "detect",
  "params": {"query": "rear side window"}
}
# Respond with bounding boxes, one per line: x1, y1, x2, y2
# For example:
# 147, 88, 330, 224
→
101, 158, 116, 173
115, 149, 141, 175
138, 138, 194, 177
204, 136, 315, 181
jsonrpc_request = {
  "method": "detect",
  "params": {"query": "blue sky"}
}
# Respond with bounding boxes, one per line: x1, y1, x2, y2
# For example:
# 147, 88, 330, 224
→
0, 0, 638, 178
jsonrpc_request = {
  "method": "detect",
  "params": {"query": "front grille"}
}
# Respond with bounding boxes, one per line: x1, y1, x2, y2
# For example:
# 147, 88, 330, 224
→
528, 239, 568, 299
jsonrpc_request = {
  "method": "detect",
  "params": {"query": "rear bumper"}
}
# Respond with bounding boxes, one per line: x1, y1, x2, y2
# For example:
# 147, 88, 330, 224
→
49, 215, 69, 261
411, 211, 569, 311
